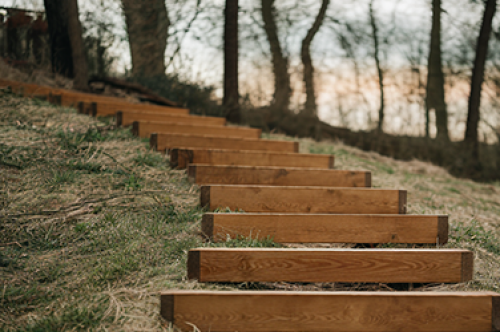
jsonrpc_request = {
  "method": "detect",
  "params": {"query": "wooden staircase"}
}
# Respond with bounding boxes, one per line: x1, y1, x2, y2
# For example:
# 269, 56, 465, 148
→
4, 80, 499, 332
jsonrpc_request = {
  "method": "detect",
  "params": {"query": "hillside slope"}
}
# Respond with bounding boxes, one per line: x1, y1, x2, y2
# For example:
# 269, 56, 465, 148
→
1, 92, 499, 331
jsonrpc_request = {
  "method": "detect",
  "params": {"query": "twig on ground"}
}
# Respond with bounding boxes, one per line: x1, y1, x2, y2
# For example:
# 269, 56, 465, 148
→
0, 242, 22, 247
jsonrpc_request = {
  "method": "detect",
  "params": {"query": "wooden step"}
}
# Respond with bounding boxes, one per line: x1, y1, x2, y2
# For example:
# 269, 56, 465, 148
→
201, 213, 448, 244
116, 110, 225, 127
188, 165, 370, 187
170, 148, 334, 169
4, 81, 54, 96
93, 101, 188, 117
187, 248, 472, 283
201, 185, 406, 214
0, 79, 190, 115
151, 134, 299, 153
132, 121, 261, 139
161, 290, 500, 332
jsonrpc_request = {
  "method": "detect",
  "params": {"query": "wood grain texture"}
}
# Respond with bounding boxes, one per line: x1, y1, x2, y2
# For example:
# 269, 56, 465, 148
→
201, 185, 405, 214
156, 134, 299, 153
188, 248, 473, 283
201, 213, 449, 244
133, 121, 261, 139
116, 111, 226, 127
169, 148, 334, 169
160, 290, 500, 332
188, 165, 369, 187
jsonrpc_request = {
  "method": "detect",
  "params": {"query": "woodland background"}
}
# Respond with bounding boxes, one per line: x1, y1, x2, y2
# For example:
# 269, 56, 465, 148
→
1, 0, 500, 181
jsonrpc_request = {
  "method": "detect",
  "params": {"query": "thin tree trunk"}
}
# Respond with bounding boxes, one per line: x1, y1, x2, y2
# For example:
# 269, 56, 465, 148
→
64, 0, 88, 91
300, 0, 330, 117
369, 0, 384, 132
465, 0, 496, 159
261, 0, 291, 112
223, 0, 240, 123
122, 0, 169, 77
43, 0, 73, 77
425, 0, 448, 140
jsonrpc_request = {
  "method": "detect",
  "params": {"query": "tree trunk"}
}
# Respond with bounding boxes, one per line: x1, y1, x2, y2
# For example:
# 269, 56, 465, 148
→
122, 0, 169, 77
64, 0, 88, 91
369, 0, 384, 132
261, 0, 291, 113
425, 0, 449, 141
224, 0, 240, 124
465, 0, 496, 159
300, 0, 330, 117
43, 0, 73, 77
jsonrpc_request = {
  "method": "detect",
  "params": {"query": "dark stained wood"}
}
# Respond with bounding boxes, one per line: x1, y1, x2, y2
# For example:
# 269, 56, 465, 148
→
90, 102, 97, 117
462, 251, 474, 282
201, 213, 449, 244
493, 295, 500, 331
201, 214, 214, 242
438, 215, 449, 244
160, 294, 174, 324
187, 250, 200, 280
160, 290, 500, 332
200, 185, 406, 214
188, 165, 370, 187
200, 186, 210, 211
149, 133, 158, 151
365, 172, 372, 187
77, 101, 85, 114
169, 148, 334, 169
48, 93, 62, 105
399, 190, 407, 214
77, 101, 97, 116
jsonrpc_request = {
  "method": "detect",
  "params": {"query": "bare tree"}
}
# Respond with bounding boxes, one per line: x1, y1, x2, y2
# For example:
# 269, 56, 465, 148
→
425, 0, 448, 140
122, 0, 169, 77
65, 0, 88, 91
369, 0, 384, 132
465, 0, 497, 158
261, 0, 291, 112
224, 0, 240, 123
300, 0, 330, 117
43, 0, 73, 76
43, 0, 88, 90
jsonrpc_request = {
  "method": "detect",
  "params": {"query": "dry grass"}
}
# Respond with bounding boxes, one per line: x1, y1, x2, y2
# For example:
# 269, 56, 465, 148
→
0, 91, 203, 331
1, 92, 499, 331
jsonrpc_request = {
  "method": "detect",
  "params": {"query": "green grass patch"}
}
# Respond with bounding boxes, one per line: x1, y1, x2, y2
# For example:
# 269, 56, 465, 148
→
450, 221, 500, 255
